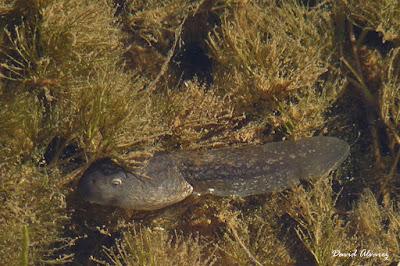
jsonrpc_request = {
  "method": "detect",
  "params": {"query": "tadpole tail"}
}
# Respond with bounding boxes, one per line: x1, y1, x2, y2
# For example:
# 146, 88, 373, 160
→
175, 136, 350, 197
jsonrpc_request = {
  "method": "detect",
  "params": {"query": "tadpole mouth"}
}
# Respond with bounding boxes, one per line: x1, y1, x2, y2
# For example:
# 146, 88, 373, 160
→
77, 175, 98, 203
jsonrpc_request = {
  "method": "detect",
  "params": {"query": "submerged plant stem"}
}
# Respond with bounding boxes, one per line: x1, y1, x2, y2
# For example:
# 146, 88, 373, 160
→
227, 222, 263, 266
21, 225, 30, 266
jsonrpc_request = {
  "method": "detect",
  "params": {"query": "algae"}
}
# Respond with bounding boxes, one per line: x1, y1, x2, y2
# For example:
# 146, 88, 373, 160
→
0, 0, 399, 265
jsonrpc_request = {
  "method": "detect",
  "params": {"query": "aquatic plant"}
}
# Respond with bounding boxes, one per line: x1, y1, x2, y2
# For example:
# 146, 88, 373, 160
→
0, 0, 399, 265
0, 163, 73, 264
99, 227, 217, 266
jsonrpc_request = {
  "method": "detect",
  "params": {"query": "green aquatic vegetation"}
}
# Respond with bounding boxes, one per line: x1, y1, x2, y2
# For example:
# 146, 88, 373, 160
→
99, 227, 217, 266
219, 206, 294, 266
0, 0, 167, 166
160, 80, 241, 149
333, 0, 400, 205
288, 176, 357, 265
208, 0, 344, 138
34, 0, 148, 160
288, 176, 400, 266
0, 163, 72, 264
344, 0, 400, 42
0, 90, 42, 163
20, 225, 29, 266
381, 48, 400, 149
122, 0, 194, 79
352, 189, 400, 263
378, 48, 400, 204
0, 0, 399, 264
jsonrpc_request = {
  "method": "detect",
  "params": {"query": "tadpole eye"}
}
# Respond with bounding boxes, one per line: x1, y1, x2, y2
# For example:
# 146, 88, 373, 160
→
111, 178, 122, 186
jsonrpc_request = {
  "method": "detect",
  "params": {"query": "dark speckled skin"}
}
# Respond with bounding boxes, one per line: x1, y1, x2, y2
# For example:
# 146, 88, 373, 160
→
78, 136, 349, 210
175, 136, 349, 196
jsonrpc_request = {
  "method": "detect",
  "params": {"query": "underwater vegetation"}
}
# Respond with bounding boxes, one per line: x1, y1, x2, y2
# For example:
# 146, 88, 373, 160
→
0, 0, 399, 265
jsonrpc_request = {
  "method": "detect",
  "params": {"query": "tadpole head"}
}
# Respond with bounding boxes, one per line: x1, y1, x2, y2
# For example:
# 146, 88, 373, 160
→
78, 159, 127, 206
